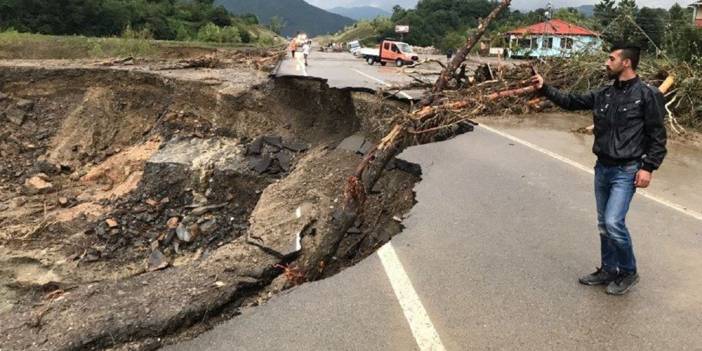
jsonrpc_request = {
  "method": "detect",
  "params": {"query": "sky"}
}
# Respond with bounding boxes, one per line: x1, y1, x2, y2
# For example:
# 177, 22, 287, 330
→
306, 0, 692, 11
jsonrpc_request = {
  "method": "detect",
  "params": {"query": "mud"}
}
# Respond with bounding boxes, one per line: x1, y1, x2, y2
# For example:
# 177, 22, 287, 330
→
0, 57, 418, 350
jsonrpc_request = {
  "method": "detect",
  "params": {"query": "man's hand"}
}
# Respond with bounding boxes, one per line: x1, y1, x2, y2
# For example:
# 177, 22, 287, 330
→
531, 73, 544, 90
635, 169, 652, 188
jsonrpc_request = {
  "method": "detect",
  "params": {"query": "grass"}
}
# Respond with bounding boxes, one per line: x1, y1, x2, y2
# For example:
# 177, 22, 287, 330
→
0, 30, 282, 60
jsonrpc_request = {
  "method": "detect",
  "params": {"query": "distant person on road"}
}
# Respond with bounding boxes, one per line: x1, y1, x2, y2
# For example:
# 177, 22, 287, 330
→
531, 45, 667, 296
289, 33, 299, 58
447, 47, 454, 63
302, 40, 311, 66
289, 39, 297, 58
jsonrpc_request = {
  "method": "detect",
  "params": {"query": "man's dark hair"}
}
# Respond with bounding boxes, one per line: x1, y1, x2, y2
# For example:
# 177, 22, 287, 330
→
612, 45, 641, 70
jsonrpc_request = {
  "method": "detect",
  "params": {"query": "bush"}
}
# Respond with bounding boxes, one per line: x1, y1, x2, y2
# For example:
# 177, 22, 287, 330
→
196, 22, 221, 42
122, 25, 153, 40
257, 33, 274, 46
219, 26, 241, 43
238, 26, 252, 43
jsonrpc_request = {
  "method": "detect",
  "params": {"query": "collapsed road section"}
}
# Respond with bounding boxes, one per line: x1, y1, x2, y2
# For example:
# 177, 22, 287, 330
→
0, 55, 421, 350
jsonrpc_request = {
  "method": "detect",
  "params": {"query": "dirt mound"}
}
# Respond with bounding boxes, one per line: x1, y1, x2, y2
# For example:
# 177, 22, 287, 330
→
0, 61, 418, 350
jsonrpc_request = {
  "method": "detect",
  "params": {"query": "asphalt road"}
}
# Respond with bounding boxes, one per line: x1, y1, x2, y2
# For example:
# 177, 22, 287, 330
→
166, 53, 702, 351
167, 130, 702, 351
276, 50, 420, 99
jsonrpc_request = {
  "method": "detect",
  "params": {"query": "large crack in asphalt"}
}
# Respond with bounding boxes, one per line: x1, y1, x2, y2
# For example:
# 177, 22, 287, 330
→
0, 63, 421, 350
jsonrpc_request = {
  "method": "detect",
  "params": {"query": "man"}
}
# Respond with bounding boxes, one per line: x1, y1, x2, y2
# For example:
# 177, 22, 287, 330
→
302, 40, 311, 66
289, 32, 300, 58
531, 46, 667, 295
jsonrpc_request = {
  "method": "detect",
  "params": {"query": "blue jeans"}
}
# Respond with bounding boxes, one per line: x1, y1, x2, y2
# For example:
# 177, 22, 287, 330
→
594, 161, 639, 274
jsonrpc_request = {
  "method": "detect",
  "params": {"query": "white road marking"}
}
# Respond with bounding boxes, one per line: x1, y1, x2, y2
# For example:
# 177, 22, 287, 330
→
479, 123, 702, 222
292, 55, 307, 76
377, 243, 447, 351
350, 68, 413, 100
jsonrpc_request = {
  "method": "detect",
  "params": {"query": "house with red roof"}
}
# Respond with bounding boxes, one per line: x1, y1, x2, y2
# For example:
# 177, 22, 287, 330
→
691, 1, 702, 28
505, 19, 602, 58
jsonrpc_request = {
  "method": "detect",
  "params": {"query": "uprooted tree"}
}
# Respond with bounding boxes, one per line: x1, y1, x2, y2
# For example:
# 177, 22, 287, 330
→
296, 0, 515, 280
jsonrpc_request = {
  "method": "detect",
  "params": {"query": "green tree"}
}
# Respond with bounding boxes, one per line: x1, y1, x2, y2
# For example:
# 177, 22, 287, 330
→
553, 7, 593, 28
635, 7, 666, 51
197, 22, 221, 42
219, 25, 241, 43
593, 0, 616, 29
269, 16, 284, 35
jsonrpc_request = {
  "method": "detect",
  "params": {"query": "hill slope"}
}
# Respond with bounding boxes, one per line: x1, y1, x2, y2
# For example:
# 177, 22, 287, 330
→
216, 0, 354, 37
327, 6, 390, 20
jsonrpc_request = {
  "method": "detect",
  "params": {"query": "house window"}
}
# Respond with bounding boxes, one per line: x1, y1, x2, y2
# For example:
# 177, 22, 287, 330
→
518, 38, 531, 49
561, 37, 574, 49
542, 37, 553, 49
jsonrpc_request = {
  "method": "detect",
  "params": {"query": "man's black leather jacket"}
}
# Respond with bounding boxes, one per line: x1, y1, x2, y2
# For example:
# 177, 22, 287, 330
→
540, 76, 667, 172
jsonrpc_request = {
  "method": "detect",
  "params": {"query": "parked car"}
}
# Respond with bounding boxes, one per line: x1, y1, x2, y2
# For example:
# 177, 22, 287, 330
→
362, 40, 418, 67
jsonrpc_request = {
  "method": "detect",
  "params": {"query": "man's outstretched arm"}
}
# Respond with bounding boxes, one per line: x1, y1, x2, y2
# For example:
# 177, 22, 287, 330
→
531, 74, 596, 111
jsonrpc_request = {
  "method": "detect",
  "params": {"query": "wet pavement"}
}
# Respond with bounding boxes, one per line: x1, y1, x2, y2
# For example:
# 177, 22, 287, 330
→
167, 124, 702, 351
475, 113, 702, 215
167, 54, 702, 351
275, 50, 521, 101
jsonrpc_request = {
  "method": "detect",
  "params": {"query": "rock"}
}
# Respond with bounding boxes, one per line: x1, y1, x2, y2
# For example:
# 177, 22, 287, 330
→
387, 158, 422, 177
9, 197, 26, 209
274, 151, 292, 172
251, 153, 271, 174
166, 217, 179, 229
16, 99, 35, 111
263, 135, 283, 149
24, 176, 54, 194
337, 134, 368, 155
143, 138, 250, 199
176, 223, 192, 242
188, 223, 201, 240
191, 203, 226, 216
162, 230, 176, 246
145, 198, 159, 207
34, 173, 50, 181
58, 197, 69, 207
199, 219, 217, 235
191, 192, 207, 207
191, 206, 209, 216
83, 249, 101, 262
0, 92, 7, 101
4, 107, 27, 126
357, 139, 374, 155
34, 159, 61, 175
105, 218, 119, 228
147, 249, 169, 272
283, 140, 309, 152
247, 202, 316, 258
246, 137, 264, 155
347, 226, 362, 234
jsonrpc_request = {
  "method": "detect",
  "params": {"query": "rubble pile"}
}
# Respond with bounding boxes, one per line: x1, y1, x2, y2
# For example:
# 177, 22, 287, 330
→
0, 55, 419, 350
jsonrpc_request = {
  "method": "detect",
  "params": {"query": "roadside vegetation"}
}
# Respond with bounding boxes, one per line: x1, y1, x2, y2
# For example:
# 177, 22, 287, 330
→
0, 0, 282, 54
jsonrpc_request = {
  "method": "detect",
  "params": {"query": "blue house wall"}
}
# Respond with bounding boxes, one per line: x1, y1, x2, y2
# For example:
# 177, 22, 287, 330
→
507, 35, 602, 58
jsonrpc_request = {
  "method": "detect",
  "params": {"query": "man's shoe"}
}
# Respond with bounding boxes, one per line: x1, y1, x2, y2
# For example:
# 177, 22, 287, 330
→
606, 272, 639, 295
578, 267, 617, 286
